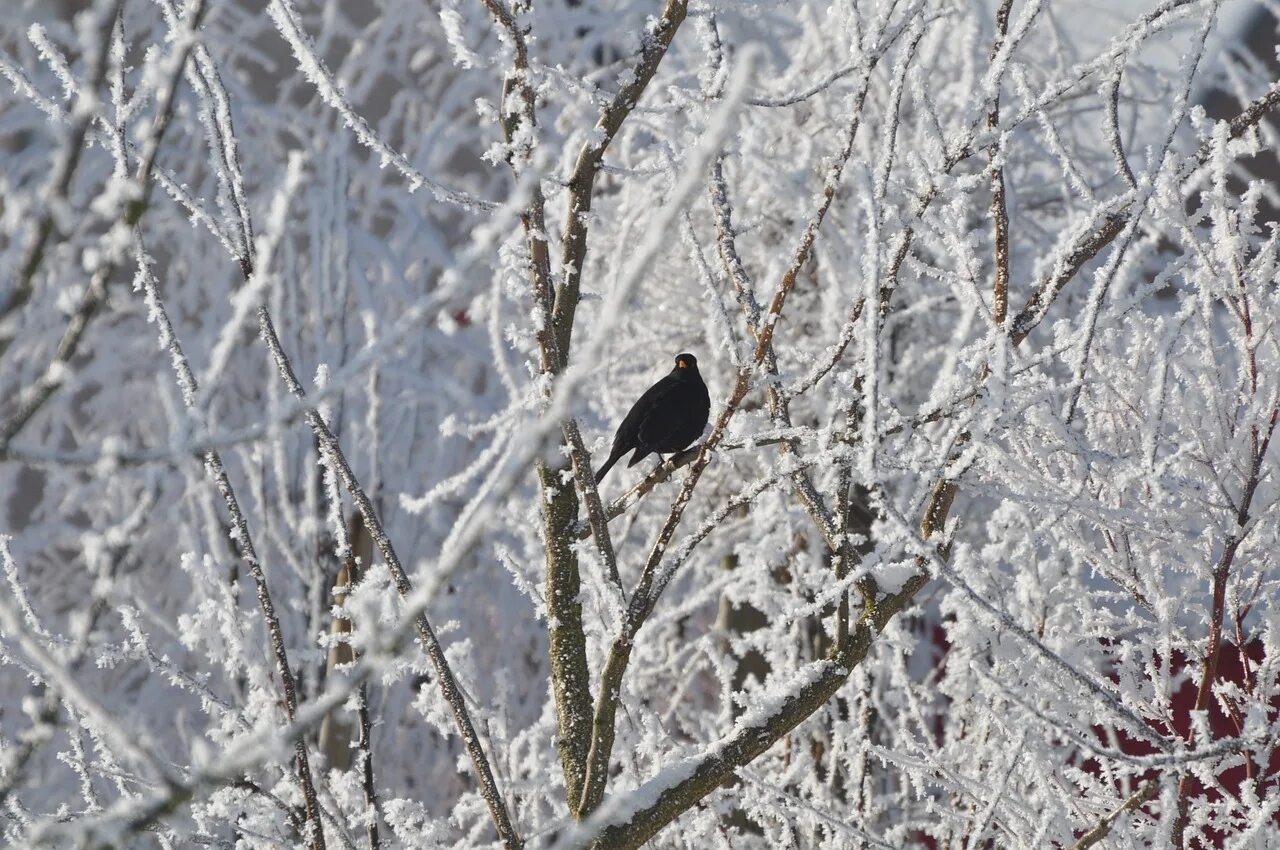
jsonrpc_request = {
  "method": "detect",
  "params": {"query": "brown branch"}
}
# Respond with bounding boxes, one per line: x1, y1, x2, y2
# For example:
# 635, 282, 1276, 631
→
483, 0, 697, 810
315, 519, 383, 850
550, 0, 690, 359
1170, 418, 1279, 844
832, 458, 855, 647
913, 3, 1013, 613
589, 573, 930, 850
709, 159, 841, 547
708, 157, 762, 330
1070, 781, 1158, 850
574, 429, 815, 538
318, 558, 356, 771
355, 683, 381, 850
563, 419, 624, 595
989, 0, 1013, 327
576, 380, 746, 820
479, 0, 597, 807
350, 519, 383, 850
1200, 76, 1280, 158
1105, 63, 1138, 190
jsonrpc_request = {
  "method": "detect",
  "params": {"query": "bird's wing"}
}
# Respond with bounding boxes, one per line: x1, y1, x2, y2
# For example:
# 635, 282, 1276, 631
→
634, 381, 692, 449
615, 376, 677, 443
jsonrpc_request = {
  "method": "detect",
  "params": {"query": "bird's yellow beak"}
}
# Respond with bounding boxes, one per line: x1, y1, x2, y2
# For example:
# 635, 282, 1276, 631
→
677, 358, 687, 369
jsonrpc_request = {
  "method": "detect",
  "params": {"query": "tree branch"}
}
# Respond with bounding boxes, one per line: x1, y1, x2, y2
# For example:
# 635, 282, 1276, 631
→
255, 304, 523, 850
709, 159, 841, 548
1012, 76, 1280, 345
1070, 781, 1158, 850
551, 0, 690, 359
0, 0, 206, 448
989, 0, 1013, 328
589, 574, 930, 850
479, 0, 596, 806
0, 0, 122, 354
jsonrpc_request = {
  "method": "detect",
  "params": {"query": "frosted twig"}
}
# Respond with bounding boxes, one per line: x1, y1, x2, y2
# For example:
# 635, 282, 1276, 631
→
266, 0, 497, 212
1070, 781, 1158, 850
0, 0, 208, 450
0, 0, 122, 353
882, 502, 1172, 750
129, 237, 328, 850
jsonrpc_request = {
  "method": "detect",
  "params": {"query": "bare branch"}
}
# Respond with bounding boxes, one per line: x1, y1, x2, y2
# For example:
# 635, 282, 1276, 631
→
989, 0, 1013, 328
1070, 781, 1158, 850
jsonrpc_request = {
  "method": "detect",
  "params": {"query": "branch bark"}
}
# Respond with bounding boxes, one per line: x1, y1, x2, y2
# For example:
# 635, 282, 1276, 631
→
989, 0, 1013, 328
1071, 781, 1157, 850
551, 0, 690, 359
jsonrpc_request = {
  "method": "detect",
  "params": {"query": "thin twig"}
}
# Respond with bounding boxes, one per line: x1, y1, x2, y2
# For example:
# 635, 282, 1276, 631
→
0, 0, 122, 352
989, 0, 1013, 328
708, 158, 840, 547
255, 304, 522, 850
131, 246, 328, 850
266, 0, 496, 211
1070, 781, 1158, 850
1012, 76, 1280, 344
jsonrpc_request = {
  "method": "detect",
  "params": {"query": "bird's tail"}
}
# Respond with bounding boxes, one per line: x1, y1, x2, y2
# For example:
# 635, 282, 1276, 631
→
595, 451, 621, 484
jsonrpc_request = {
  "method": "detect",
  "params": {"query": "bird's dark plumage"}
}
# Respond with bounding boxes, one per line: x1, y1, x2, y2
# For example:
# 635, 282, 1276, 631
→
595, 353, 710, 484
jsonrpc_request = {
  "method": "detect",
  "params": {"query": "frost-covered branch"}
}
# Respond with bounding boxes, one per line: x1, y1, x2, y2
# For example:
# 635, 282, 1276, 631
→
0, 0, 120, 348
266, 0, 496, 211
129, 244, 328, 850
1070, 781, 1158, 850
0, 0, 207, 449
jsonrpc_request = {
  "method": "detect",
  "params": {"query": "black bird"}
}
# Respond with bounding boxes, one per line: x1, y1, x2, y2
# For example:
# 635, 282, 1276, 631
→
595, 353, 711, 484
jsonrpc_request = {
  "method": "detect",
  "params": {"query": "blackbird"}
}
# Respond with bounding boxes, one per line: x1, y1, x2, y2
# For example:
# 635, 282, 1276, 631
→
595, 353, 711, 484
